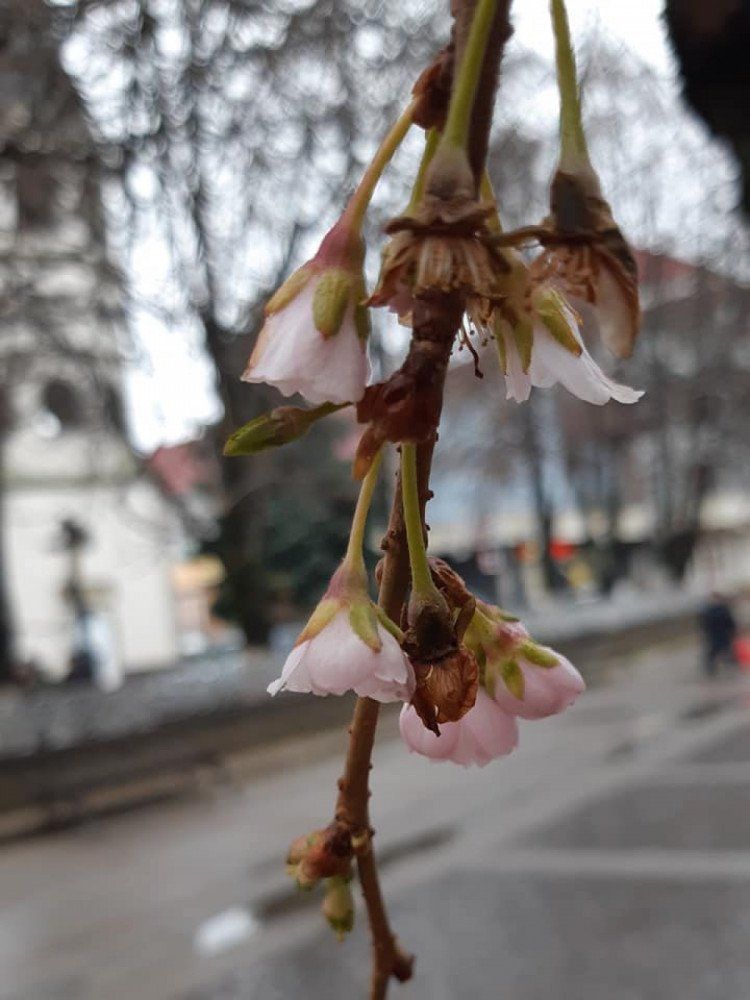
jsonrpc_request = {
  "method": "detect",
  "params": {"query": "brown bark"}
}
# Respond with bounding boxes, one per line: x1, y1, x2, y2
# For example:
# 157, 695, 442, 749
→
331, 3, 514, 995
452, 0, 515, 188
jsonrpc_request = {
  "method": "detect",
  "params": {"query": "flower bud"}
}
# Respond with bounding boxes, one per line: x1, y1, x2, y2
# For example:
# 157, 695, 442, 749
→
223, 403, 344, 457
285, 823, 353, 891
322, 876, 355, 941
267, 565, 413, 702
242, 218, 371, 406
467, 604, 586, 720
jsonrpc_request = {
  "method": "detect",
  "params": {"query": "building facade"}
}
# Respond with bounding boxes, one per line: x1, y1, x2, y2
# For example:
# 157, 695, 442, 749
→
0, 0, 183, 683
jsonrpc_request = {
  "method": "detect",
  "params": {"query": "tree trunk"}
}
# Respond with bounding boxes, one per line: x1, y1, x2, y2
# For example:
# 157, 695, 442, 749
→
523, 401, 561, 593
203, 315, 273, 645
0, 438, 16, 682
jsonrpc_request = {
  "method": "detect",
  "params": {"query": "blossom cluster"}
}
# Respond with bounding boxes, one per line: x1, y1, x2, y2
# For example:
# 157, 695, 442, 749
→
227, 0, 645, 950
268, 568, 584, 767
231, 0, 642, 771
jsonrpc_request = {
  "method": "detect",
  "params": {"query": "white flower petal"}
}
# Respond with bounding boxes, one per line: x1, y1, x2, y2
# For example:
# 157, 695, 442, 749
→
501, 328, 532, 403
498, 291, 642, 406
529, 325, 642, 405
267, 642, 310, 695
302, 610, 375, 695
399, 704, 460, 761
354, 624, 415, 702
268, 609, 412, 702
243, 280, 370, 405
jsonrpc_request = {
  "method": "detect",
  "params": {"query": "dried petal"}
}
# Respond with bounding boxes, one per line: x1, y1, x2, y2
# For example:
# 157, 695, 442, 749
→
411, 646, 479, 725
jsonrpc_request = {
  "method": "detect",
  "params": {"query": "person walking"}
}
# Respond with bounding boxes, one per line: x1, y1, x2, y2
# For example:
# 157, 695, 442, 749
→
699, 592, 738, 677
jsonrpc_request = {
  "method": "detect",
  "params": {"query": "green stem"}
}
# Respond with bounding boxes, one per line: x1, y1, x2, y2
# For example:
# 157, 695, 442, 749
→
400, 443, 439, 598
442, 0, 498, 151
344, 449, 384, 575
550, 0, 589, 171
407, 128, 441, 213
343, 103, 415, 230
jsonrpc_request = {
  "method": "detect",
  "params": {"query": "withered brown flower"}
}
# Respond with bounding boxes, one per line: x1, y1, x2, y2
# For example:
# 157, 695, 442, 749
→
530, 166, 640, 359
368, 198, 507, 321
410, 647, 480, 733
368, 146, 510, 323
410, 45, 454, 133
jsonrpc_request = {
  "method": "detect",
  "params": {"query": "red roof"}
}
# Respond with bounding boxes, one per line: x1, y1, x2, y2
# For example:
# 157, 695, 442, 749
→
634, 249, 699, 283
145, 441, 217, 496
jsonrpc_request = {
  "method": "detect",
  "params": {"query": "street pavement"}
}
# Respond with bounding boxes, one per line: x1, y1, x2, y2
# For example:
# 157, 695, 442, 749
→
3, 633, 750, 999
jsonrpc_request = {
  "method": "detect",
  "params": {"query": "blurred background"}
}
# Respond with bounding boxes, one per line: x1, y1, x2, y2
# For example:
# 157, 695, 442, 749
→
1, 0, 750, 998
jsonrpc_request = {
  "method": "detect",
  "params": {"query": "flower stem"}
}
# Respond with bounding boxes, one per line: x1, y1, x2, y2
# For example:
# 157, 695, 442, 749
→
344, 449, 384, 575
407, 128, 441, 213
400, 442, 438, 598
343, 103, 415, 231
442, 0, 498, 151
550, 0, 589, 171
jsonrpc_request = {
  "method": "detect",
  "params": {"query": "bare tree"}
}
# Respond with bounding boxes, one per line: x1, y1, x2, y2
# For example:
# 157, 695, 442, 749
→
60, 0, 448, 641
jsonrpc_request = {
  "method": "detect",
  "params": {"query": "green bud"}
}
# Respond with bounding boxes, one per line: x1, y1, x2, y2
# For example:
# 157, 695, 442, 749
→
348, 599, 382, 652
534, 288, 582, 356
322, 876, 355, 941
223, 402, 346, 457
502, 659, 525, 700
312, 268, 354, 338
265, 265, 313, 315
520, 640, 559, 668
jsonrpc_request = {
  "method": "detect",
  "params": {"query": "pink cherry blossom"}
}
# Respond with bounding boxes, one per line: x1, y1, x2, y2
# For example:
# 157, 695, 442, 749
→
493, 648, 585, 720
268, 608, 414, 702
242, 277, 370, 405
399, 688, 518, 767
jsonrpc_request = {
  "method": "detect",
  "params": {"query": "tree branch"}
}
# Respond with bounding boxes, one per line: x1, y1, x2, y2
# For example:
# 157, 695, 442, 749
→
331, 3, 514, 995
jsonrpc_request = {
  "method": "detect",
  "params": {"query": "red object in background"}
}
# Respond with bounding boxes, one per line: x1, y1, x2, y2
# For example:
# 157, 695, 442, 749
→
549, 539, 576, 561
734, 636, 750, 669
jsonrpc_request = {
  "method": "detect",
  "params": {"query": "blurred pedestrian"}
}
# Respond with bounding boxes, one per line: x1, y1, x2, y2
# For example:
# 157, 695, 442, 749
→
698, 592, 738, 677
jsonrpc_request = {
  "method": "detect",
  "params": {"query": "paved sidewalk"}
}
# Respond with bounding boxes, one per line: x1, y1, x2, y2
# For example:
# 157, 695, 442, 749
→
0, 649, 280, 758
3, 633, 750, 999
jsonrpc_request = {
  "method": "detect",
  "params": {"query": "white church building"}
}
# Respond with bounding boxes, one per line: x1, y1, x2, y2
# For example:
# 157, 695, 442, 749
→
0, 1, 185, 684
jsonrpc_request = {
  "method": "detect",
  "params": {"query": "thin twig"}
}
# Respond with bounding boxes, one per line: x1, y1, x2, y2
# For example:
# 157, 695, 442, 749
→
334, 469, 415, 997
335, 302, 458, 998
333, 2, 515, 994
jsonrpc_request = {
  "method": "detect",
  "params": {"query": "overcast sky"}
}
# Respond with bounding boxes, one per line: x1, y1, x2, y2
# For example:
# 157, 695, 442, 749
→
124, 0, 675, 453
